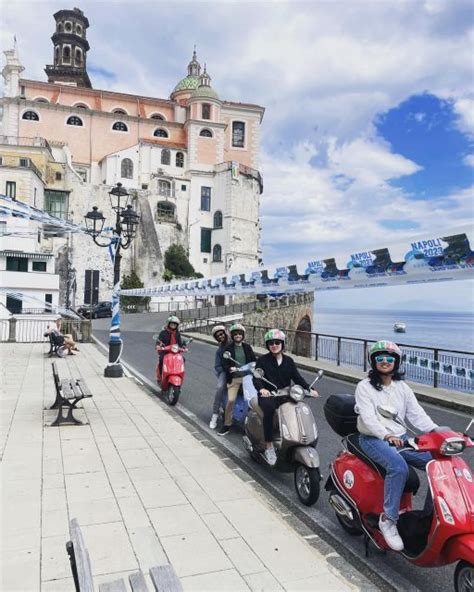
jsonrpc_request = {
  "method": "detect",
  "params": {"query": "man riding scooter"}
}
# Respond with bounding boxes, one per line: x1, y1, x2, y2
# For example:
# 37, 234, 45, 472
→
253, 329, 319, 465
355, 340, 438, 551
209, 325, 230, 429
156, 315, 186, 385
218, 323, 256, 436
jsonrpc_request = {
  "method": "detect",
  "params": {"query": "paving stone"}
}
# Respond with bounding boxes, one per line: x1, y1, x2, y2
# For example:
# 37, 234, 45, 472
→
181, 568, 251, 591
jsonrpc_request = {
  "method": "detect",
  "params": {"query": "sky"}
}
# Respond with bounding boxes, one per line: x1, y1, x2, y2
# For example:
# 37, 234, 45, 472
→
1, 0, 473, 311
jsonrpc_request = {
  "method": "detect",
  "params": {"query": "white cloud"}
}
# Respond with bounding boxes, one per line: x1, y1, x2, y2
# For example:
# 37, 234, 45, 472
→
463, 154, 474, 167
453, 97, 474, 137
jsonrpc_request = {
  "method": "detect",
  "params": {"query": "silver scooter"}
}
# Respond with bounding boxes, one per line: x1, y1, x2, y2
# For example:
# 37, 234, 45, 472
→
243, 366, 324, 506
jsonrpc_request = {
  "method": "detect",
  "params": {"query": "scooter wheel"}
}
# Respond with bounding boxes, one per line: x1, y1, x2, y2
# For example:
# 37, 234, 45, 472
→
454, 560, 473, 592
294, 464, 320, 506
335, 512, 363, 536
167, 385, 180, 406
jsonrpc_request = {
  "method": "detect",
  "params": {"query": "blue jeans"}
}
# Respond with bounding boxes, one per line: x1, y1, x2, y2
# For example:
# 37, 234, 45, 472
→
359, 434, 432, 521
212, 372, 227, 414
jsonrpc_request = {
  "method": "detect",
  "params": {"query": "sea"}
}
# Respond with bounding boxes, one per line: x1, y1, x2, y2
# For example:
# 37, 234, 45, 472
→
314, 308, 474, 353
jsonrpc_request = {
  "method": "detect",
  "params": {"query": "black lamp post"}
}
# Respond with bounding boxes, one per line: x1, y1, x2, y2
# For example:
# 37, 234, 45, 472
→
84, 183, 140, 378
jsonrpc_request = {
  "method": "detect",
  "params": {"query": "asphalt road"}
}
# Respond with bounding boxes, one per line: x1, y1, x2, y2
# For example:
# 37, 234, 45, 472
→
93, 313, 473, 592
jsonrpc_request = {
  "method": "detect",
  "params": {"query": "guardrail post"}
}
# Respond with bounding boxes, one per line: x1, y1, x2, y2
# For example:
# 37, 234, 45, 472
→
315, 334, 319, 361
80, 320, 92, 342
433, 349, 439, 388
337, 337, 341, 366
363, 340, 368, 371
8, 317, 17, 342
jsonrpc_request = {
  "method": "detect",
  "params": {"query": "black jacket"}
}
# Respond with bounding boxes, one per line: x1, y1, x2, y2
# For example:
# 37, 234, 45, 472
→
156, 328, 185, 349
222, 342, 256, 385
252, 352, 310, 393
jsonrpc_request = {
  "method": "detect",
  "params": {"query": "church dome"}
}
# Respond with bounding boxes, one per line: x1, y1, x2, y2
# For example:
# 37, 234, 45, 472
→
173, 74, 200, 92
191, 84, 219, 99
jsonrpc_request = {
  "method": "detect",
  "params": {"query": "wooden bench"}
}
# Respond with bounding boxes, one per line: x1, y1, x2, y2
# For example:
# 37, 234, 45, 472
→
45, 331, 68, 358
49, 362, 93, 427
66, 519, 183, 592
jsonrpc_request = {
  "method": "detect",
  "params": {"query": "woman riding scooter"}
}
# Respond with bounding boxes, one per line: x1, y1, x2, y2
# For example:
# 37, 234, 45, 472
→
156, 315, 185, 385
355, 340, 438, 551
209, 325, 230, 429
253, 329, 319, 465
218, 323, 256, 436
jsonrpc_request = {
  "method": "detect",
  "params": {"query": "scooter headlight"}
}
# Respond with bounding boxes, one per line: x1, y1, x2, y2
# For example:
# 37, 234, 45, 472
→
290, 385, 305, 402
440, 437, 465, 456
171, 344, 179, 353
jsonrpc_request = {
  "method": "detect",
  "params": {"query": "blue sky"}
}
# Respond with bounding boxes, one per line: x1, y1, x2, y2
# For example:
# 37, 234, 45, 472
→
1, 0, 473, 311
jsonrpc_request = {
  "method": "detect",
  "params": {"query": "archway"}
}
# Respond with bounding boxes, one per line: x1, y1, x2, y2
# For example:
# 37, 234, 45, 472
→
292, 315, 312, 357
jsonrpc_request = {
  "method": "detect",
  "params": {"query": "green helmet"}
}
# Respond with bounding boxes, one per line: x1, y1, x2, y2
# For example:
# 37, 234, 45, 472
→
229, 323, 245, 337
368, 340, 402, 369
264, 329, 286, 349
167, 315, 180, 326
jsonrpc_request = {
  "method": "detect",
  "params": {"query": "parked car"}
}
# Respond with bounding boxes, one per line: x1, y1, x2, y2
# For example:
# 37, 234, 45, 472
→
77, 301, 112, 319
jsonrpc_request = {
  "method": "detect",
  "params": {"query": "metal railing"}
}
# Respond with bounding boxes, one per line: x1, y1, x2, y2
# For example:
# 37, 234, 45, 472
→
185, 319, 473, 394
0, 317, 91, 343
0, 135, 53, 154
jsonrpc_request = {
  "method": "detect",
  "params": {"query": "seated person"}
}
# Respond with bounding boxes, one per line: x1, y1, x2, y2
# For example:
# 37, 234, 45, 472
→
252, 329, 318, 465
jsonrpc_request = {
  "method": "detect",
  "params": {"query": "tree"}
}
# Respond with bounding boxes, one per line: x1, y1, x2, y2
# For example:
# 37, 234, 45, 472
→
163, 244, 203, 280
120, 271, 150, 311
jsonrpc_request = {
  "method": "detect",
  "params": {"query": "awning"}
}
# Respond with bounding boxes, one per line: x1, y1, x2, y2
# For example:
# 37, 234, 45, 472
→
0, 250, 54, 260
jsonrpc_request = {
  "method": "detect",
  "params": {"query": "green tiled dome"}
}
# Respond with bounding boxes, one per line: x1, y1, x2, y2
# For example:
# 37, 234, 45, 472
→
173, 75, 200, 92
191, 85, 219, 99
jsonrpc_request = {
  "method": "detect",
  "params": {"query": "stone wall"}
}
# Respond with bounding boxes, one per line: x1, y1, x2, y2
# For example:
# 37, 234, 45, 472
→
241, 293, 314, 356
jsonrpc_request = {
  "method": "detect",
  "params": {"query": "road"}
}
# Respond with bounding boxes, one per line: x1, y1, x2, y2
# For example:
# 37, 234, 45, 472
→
93, 313, 473, 592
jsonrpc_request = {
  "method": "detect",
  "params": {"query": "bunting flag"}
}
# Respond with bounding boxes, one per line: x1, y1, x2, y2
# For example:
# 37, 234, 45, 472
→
122, 226, 474, 297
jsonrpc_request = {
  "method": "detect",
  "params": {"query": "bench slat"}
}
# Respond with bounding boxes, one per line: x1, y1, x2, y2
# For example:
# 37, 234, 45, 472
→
150, 565, 183, 592
129, 571, 149, 592
61, 380, 75, 399
99, 579, 128, 592
69, 380, 83, 399
75, 378, 93, 398
69, 518, 94, 592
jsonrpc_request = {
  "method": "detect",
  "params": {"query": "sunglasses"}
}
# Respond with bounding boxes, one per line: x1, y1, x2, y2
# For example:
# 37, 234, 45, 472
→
267, 340, 283, 346
232, 331, 244, 336
375, 355, 396, 364
215, 332, 226, 338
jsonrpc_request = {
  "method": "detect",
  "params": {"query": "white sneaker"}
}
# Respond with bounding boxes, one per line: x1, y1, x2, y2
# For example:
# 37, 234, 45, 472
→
209, 414, 218, 429
378, 514, 404, 551
264, 447, 277, 466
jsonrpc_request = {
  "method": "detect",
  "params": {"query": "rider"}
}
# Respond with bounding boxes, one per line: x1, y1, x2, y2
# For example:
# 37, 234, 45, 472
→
209, 324, 230, 429
218, 323, 256, 436
155, 315, 185, 382
355, 340, 438, 552
253, 329, 319, 465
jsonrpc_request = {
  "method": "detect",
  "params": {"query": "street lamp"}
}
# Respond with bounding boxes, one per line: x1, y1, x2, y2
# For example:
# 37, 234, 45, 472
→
84, 183, 140, 378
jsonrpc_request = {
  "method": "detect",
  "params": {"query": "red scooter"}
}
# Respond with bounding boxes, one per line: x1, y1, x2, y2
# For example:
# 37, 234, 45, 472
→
324, 393, 474, 591
153, 335, 191, 406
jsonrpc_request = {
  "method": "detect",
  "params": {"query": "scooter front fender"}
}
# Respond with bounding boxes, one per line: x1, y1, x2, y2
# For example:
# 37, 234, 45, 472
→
293, 446, 320, 469
168, 375, 183, 386
442, 533, 474, 564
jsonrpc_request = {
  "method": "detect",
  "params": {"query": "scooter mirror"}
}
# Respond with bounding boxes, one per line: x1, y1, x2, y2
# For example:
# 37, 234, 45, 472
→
252, 368, 265, 378
152, 334, 159, 341
465, 419, 474, 436
223, 351, 232, 359
377, 405, 398, 420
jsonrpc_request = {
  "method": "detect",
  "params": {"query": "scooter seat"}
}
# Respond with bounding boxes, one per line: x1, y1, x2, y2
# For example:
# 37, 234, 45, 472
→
346, 434, 420, 494
250, 397, 263, 418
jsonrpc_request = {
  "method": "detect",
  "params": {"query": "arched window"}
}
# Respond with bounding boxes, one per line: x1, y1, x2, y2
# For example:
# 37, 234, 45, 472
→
150, 113, 165, 120
161, 149, 170, 165
64, 21, 72, 32
112, 121, 128, 132
57, 22, 63, 32
157, 201, 175, 222
55, 46, 60, 63
76, 24, 82, 36
154, 128, 168, 138
213, 210, 223, 229
158, 180, 171, 197
67, 115, 83, 126
34, 97, 49, 103
73, 103, 89, 109
22, 111, 39, 121
200, 128, 213, 137
113, 108, 127, 115
175, 152, 184, 168
212, 244, 222, 262
63, 46, 71, 62
121, 158, 133, 179
75, 48, 82, 65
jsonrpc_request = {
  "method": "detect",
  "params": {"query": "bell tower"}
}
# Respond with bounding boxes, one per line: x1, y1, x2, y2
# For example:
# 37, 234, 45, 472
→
45, 7, 91, 88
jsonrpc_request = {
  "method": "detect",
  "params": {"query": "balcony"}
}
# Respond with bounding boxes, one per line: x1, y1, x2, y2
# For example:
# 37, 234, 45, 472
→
0, 156, 43, 181
0, 270, 59, 291
0, 135, 53, 155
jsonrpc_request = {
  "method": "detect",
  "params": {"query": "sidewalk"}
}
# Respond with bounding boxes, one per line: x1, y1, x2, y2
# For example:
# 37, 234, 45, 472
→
187, 333, 474, 413
0, 343, 376, 592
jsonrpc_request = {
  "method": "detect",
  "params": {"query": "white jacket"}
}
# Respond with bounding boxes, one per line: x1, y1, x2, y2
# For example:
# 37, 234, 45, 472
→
355, 378, 437, 440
